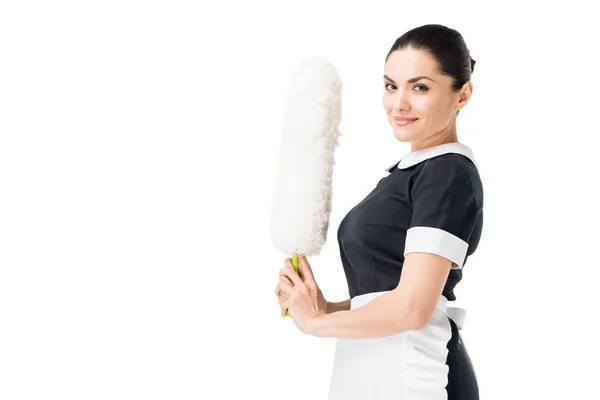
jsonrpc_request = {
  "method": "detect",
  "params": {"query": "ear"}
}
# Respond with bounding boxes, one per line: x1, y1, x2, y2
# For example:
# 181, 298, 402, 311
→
456, 81, 473, 112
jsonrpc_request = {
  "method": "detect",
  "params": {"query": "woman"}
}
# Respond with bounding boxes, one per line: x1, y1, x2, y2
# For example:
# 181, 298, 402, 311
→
275, 24, 483, 400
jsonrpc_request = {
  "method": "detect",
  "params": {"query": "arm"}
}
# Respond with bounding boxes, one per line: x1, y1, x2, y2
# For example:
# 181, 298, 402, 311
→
311, 158, 480, 338
326, 298, 351, 314
312, 252, 451, 338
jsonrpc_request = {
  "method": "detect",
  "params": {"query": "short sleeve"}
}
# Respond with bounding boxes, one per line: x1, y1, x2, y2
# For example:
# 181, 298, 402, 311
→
404, 157, 480, 269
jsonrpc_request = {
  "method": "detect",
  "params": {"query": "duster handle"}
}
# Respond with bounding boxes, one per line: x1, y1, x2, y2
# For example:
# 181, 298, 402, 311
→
284, 253, 300, 318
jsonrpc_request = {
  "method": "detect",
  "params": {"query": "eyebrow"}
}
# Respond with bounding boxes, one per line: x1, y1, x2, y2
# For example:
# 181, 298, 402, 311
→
383, 75, 436, 84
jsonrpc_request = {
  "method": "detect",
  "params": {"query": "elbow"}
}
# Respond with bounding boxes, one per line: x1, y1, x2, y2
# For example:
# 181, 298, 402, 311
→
387, 307, 428, 333
402, 306, 433, 332
407, 313, 428, 332
384, 291, 437, 334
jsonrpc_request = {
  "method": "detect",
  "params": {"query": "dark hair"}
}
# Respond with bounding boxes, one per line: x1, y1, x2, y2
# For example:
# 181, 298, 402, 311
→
385, 24, 475, 91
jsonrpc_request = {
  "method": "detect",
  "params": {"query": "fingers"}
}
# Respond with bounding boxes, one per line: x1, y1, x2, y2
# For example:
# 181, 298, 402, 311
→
278, 293, 289, 308
275, 275, 291, 295
278, 297, 289, 317
278, 291, 293, 316
298, 255, 316, 287
277, 280, 293, 316
280, 275, 293, 286
284, 257, 301, 278
280, 266, 303, 287
276, 279, 295, 297
277, 291, 288, 302
276, 256, 309, 318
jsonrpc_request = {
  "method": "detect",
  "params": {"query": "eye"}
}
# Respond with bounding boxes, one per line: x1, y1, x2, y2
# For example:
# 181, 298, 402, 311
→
413, 84, 429, 92
384, 83, 396, 91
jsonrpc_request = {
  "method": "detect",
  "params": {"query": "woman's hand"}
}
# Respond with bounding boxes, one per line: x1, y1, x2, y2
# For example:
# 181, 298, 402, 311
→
274, 255, 327, 334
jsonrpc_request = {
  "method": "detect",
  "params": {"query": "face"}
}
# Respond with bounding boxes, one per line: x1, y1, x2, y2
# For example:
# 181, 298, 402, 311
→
382, 47, 472, 150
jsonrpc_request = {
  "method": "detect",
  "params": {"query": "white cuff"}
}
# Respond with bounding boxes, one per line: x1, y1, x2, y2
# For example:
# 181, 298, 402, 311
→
404, 226, 468, 269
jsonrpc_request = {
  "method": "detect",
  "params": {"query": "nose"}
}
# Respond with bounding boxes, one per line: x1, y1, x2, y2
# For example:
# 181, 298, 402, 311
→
392, 90, 411, 112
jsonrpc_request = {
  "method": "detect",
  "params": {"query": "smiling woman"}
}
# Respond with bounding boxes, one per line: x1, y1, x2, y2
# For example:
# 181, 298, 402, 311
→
275, 24, 483, 400
382, 26, 475, 151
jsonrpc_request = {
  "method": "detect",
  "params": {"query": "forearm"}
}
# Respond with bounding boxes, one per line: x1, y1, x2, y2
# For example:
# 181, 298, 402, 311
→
326, 299, 351, 314
314, 291, 424, 339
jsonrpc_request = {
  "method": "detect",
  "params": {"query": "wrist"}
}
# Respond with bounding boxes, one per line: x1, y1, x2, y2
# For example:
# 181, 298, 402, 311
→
309, 312, 329, 337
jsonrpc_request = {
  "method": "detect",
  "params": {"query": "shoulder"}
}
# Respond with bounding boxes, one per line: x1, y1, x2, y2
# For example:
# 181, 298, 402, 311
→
421, 153, 477, 175
410, 153, 483, 205
411, 153, 479, 185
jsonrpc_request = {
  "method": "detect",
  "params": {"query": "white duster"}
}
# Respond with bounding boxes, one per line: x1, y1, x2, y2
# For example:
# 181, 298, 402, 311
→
269, 57, 342, 260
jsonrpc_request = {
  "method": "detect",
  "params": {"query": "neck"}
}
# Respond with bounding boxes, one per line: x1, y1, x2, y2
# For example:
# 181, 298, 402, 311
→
411, 119, 458, 152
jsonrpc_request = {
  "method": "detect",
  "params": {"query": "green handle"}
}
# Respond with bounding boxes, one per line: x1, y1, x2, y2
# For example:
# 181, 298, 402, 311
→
284, 253, 299, 318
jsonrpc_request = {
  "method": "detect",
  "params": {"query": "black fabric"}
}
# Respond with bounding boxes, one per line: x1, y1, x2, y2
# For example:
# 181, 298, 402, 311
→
409, 156, 482, 260
446, 317, 480, 399
336, 153, 484, 301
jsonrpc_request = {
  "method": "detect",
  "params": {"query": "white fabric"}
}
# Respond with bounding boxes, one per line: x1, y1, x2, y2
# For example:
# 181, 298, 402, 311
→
386, 142, 478, 171
404, 226, 469, 269
328, 291, 466, 400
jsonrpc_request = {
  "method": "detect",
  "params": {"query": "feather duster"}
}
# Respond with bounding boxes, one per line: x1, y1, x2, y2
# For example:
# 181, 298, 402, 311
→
269, 57, 342, 315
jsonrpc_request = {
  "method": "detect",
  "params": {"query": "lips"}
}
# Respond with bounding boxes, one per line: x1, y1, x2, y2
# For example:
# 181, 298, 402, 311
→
393, 117, 418, 126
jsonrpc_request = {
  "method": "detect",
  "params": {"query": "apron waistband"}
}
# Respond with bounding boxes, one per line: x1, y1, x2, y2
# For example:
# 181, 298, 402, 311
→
350, 291, 466, 330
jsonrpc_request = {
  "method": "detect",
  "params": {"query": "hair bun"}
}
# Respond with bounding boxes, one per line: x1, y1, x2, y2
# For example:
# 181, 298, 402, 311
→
470, 57, 476, 73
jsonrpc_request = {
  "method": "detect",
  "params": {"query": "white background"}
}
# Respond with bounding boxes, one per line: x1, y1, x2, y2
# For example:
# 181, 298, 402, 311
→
1, 1, 599, 399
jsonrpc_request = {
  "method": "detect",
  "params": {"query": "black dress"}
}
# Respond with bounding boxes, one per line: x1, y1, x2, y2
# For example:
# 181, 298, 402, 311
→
328, 142, 483, 400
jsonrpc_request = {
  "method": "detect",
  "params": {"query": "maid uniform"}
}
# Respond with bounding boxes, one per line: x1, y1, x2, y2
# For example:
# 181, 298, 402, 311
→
328, 142, 483, 400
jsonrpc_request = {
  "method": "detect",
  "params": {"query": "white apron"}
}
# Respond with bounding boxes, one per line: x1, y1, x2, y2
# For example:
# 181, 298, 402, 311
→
328, 291, 466, 400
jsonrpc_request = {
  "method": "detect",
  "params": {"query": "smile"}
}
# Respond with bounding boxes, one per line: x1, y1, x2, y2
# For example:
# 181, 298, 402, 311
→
393, 117, 418, 126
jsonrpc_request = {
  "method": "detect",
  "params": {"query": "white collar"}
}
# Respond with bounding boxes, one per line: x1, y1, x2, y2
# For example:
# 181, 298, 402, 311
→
386, 142, 477, 172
